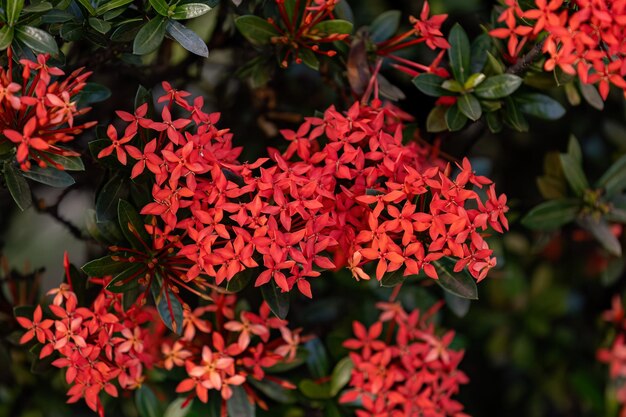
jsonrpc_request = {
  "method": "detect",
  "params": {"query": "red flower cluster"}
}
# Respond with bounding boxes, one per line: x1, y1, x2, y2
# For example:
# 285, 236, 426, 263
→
266, 0, 350, 67
173, 291, 301, 408
340, 301, 469, 417
98, 83, 507, 299
0, 52, 95, 169
17, 279, 162, 416
490, 0, 626, 99
598, 295, 626, 417
376, 2, 450, 78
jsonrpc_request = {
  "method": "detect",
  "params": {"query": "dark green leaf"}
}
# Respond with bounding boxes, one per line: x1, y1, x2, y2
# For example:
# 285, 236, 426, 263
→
77, 0, 96, 15
299, 379, 332, 400
261, 281, 290, 319
226, 386, 255, 417
118, 199, 149, 249
42, 9, 75, 23
517, 93, 566, 120
149, 0, 170, 16
225, 269, 253, 292
579, 81, 604, 111
434, 257, 478, 300
95, 174, 129, 222
15, 26, 59, 54
133, 16, 167, 55
606, 208, 626, 224
248, 379, 297, 404
6, 0, 25, 25
166, 19, 208, 57
578, 216, 622, 257
567, 135, 582, 165
458, 93, 482, 121
448, 23, 470, 83
3, 161, 32, 211
474, 74, 522, 99
82, 255, 129, 276
445, 291, 471, 317
85, 209, 124, 244
88, 17, 111, 34
135, 386, 161, 417
60, 22, 84, 41
95, 0, 134, 15
78, 82, 111, 104
470, 33, 491, 73
426, 106, 448, 132
110, 19, 143, 42
559, 154, 589, 196
172, 3, 212, 19
504, 97, 528, 132
305, 338, 329, 379
107, 263, 144, 293
330, 357, 353, 397
445, 104, 468, 131
380, 269, 407, 287
369, 10, 401, 42
235, 15, 279, 45
299, 48, 319, 70
0, 26, 14, 51
412, 73, 446, 97
21, 166, 75, 187
521, 199, 579, 230
312, 19, 353, 35
135, 84, 154, 110
597, 154, 626, 197
486, 111, 503, 133
40, 151, 84, 171
23, 1, 52, 12
152, 280, 184, 335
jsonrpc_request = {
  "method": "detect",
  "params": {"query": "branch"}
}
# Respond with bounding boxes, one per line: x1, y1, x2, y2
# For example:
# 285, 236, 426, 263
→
506, 39, 546, 75
32, 189, 86, 242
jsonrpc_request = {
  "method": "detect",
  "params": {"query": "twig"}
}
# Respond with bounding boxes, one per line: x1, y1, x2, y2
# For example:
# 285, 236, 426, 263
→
506, 39, 546, 75
32, 189, 86, 241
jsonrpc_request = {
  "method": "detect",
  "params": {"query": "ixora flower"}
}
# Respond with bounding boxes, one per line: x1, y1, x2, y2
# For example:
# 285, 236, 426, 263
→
95, 82, 508, 302
16, 258, 301, 417
341, 301, 469, 417
598, 295, 626, 417
0, 52, 96, 170
490, 0, 626, 99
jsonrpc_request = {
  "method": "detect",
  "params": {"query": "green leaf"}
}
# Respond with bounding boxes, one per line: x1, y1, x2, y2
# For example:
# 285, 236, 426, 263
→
118, 199, 149, 249
434, 257, 478, 300
458, 94, 482, 121
76, 0, 96, 15
517, 93, 566, 120
149, 0, 170, 16
164, 398, 193, 417
470, 33, 491, 73
15, 26, 59, 55
445, 104, 468, 131
486, 111, 503, 133
23, 1, 53, 13
6, 0, 25, 25
412, 73, 446, 97
380, 269, 407, 287
95, 174, 129, 222
40, 152, 84, 171
567, 135, 582, 165
369, 10, 400, 42
448, 23, 471, 83
135, 385, 161, 417
299, 379, 332, 400
444, 291, 471, 317
95, 0, 133, 15
597, 154, 626, 197
248, 379, 297, 404
261, 281, 290, 319
172, 3, 212, 19
474, 74, 522, 99
226, 386, 255, 417
312, 19, 353, 35
521, 199, 580, 230
89, 17, 111, 34
106, 262, 144, 293
464, 73, 486, 89
486, 51, 504, 74
441, 79, 464, 93
225, 269, 253, 292
152, 280, 184, 335
166, 19, 208, 57
504, 97, 528, 132
426, 106, 448, 132
133, 16, 167, 55
21, 166, 74, 187
559, 154, 589, 196
305, 338, 329, 379
299, 48, 319, 70
578, 216, 622, 257
3, 161, 32, 211
42, 9, 75, 24
82, 255, 129, 276
579, 81, 604, 111
606, 208, 626, 224
329, 357, 354, 397
235, 15, 279, 46
135, 84, 153, 110
78, 82, 111, 104
60, 22, 84, 41
0, 26, 14, 51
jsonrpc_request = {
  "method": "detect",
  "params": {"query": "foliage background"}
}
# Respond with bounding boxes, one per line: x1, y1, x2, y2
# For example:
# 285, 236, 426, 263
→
1, 0, 626, 416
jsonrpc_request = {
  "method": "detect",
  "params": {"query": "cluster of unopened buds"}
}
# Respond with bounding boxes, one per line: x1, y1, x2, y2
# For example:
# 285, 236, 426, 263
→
16, 259, 301, 416
97, 81, 508, 300
598, 295, 626, 416
0, 51, 95, 169
341, 301, 469, 417
490, 0, 626, 99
